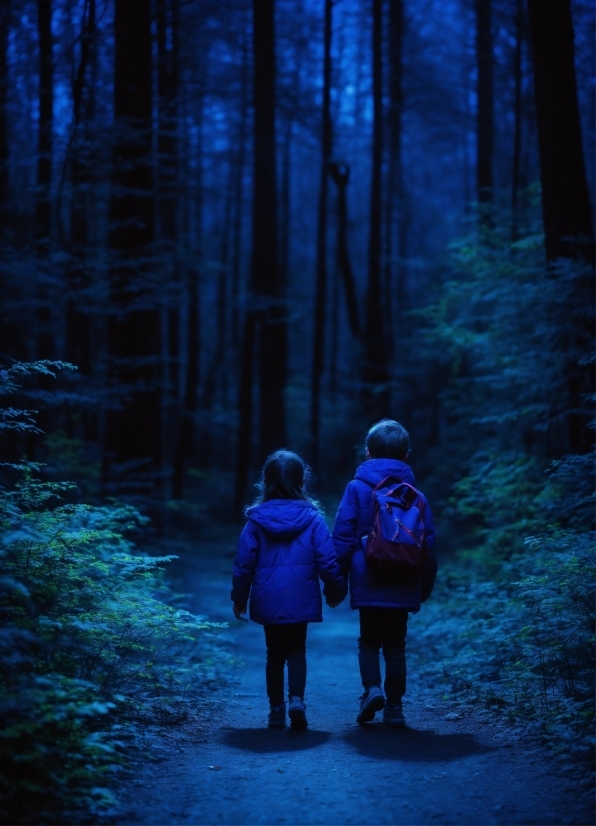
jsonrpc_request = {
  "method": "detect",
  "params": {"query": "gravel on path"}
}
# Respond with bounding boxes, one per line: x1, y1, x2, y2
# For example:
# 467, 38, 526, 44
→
117, 534, 592, 826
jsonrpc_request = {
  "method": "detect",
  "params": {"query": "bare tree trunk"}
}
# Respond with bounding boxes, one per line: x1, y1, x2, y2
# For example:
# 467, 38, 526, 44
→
157, 0, 180, 401
510, 0, 523, 240
386, 0, 406, 348
527, 0, 594, 263
310, 0, 332, 468
230, 16, 250, 363
172, 96, 203, 500
235, 0, 286, 509
66, 0, 95, 376
35, 0, 54, 360
475, 0, 494, 206
363, 0, 388, 408
328, 161, 360, 339
203, 167, 233, 410
103, 0, 161, 503
255, 0, 286, 460
0, 1, 9, 236
527, 0, 595, 454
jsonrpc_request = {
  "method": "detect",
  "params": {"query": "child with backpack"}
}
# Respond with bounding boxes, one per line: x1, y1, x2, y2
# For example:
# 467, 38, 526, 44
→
231, 449, 345, 730
332, 420, 437, 727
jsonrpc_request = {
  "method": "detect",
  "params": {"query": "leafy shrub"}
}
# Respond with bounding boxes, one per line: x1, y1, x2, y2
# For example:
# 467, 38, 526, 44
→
0, 363, 222, 823
416, 213, 595, 791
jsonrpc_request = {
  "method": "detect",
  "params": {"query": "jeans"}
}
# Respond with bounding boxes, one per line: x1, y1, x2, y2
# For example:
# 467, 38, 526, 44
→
263, 622, 308, 706
358, 607, 408, 705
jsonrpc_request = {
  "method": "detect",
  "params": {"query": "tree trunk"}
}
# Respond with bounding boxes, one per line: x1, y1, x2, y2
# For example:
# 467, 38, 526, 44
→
526, 0, 594, 263
0, 1, 9, 235
235, 0, 286, 507
328, 161, 360, 339
254, 0, 286, 459
310, 0, 332, 468
511, 0, 523, 240
157, 0, 180, 401
66, 0, 95, 376
103, 0, 161, 502
230, 16, 250, 362
363, 0, 388, 407
527, 0, 595, 455
172, 96, 203, 500
172, 263, 200, 499
474, 0, 494, 205
36, 0, 52, 248
386, 0, 405, 347
35, 0, 53, 360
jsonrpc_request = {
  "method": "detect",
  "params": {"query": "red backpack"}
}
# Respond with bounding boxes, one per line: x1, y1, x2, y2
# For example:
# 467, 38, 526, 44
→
363, 477, 427, 574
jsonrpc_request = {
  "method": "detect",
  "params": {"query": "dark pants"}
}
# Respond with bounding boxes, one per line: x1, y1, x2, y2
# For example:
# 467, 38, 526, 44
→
358, 607, 408, 705
263, 622, 308, 706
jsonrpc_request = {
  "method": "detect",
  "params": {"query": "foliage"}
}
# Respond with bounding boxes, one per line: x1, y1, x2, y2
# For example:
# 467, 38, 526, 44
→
415, 215, 595, 790
0, 364, 222, 824
424, 208, 594, 457
412, 527, 594, 786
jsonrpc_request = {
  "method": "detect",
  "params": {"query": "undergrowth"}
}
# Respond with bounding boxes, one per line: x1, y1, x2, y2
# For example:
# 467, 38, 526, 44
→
415, 212, 595, 796
0, 362, 225, 824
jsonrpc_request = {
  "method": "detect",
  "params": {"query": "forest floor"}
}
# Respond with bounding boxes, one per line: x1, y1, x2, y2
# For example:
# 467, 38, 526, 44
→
115, 529, 593, 826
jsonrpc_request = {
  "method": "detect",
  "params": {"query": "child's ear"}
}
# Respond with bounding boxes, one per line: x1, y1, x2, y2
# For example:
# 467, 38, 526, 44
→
365, 447, 371, 459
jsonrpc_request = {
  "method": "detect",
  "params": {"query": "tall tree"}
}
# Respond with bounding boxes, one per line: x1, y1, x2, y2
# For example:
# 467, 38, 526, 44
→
526, 0, 594, 263
386, 0, 406, 344
363, 0, 388, 406
36, 0, 53, 248
66, 0, 96, 377
235, 0, 286, 508
230, 20, 250, 363
172, 94, 203, 500
0, 1, 9, 236
527, 0, 595, 455
35, 0, 54, 360
157, 0, 180, 401
310, 0, 332, 467
474, 0, 494, 205
510, 0, 523, 239
103, 0, 161, 500
328, 161, 360, 340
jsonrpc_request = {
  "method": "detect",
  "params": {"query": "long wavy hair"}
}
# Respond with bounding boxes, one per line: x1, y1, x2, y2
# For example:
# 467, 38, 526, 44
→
249, 449, 322, 511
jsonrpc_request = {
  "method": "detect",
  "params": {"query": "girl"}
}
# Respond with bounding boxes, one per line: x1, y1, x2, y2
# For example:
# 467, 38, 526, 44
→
231, 449, 345, 729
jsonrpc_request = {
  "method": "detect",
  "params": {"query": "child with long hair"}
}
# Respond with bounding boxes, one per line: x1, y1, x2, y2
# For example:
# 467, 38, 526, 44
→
231, 449, 345, 729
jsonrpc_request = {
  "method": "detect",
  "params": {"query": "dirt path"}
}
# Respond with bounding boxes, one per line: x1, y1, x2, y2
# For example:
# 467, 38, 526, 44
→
117, 534, 591, 826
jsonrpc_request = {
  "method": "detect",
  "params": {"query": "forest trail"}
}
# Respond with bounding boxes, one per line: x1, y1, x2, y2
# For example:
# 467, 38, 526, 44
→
117, 533, 587, 826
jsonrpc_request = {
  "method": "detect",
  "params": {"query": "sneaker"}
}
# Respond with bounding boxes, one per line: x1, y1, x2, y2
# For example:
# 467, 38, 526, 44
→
288, 696, 308, 729
356, 686, 385, 724
268, 703, 286, 728
383, 702, 405, 727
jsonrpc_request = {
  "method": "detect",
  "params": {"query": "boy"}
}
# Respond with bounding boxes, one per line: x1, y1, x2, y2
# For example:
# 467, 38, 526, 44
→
332, 419, 437, 726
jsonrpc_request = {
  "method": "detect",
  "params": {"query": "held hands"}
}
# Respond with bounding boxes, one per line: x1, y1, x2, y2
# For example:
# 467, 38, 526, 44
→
327, 600, 341, 608
233, 602, 248, 621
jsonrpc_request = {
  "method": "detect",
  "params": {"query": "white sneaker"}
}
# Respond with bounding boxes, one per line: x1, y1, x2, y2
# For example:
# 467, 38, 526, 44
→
288, 696, 308, 729
356, 686, 385, 724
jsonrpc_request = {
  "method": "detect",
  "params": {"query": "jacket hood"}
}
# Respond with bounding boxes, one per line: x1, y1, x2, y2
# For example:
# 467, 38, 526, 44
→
247, 499, 319, 539
354, 458, 416, 488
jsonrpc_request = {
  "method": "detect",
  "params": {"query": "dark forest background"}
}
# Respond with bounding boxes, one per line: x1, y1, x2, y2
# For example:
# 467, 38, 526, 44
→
0, 0, 594, 821
0, 0, 593, 516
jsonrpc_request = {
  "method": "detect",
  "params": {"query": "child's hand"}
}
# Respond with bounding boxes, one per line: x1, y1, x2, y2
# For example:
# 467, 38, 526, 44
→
233, 602, 247, 620
327, 600, 341, 608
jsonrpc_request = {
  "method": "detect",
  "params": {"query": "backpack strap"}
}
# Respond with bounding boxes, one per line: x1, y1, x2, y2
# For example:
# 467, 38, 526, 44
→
371, 475, 403, 492
361, 475, 426, 516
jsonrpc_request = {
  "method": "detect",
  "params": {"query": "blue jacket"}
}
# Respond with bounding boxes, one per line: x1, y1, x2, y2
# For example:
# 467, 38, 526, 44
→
231, 499, 345, 625
332, 459, 437, 610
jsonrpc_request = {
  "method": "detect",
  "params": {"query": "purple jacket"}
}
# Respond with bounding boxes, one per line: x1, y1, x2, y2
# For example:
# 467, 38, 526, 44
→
332, 459, 437, 610
231, 499, 345, 625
